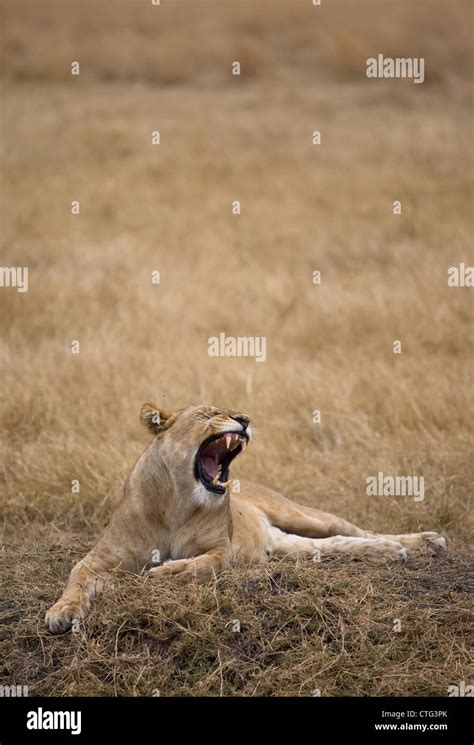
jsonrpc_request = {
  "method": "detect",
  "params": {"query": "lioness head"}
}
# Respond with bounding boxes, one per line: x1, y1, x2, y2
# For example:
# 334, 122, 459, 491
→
140, 403, 250, 497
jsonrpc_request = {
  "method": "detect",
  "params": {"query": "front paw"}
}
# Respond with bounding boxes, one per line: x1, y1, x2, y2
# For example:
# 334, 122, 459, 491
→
45, 598, 86, 634
147, 559, 193, 582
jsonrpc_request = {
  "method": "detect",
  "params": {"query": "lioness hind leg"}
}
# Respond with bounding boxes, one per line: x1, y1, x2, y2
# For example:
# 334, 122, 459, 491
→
370, 531, 447, 553
269, 527, 407, 562
259, 499, 447, 556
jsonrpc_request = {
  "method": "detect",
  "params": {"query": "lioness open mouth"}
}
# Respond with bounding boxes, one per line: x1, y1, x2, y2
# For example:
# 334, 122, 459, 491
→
195, 431, 248, 494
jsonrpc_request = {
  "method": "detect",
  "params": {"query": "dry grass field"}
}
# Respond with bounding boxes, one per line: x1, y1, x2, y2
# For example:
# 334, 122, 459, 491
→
0, 0, 473, 697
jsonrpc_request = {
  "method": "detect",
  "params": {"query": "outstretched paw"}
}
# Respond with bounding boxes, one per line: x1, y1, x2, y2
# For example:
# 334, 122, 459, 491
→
421, 532, 448, 555
45, 598, 86, 634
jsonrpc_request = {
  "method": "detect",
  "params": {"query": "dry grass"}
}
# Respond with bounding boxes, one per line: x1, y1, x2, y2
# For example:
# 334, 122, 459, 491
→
2, 548, 473, 697
0, 0, 473, 696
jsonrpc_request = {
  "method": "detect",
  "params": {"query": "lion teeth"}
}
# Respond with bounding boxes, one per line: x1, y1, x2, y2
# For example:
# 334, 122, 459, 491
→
211, 473, 231, 489
225, 435, 232, 449
241, 439, 247, 451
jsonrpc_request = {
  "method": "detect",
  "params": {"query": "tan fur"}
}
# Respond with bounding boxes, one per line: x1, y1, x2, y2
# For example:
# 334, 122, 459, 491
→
45, 404, 447, 633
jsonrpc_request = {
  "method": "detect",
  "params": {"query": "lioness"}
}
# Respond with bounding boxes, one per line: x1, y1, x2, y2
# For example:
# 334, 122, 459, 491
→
46, 404, 447, 633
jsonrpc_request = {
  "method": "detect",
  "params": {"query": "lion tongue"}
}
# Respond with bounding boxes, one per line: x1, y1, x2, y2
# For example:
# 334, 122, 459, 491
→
203, 455, 220, 478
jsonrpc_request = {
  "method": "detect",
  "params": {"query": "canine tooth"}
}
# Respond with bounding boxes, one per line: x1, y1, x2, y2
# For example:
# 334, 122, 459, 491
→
219, 479, 231, 488
241, 440, 247, 451
225, 435, 232, 449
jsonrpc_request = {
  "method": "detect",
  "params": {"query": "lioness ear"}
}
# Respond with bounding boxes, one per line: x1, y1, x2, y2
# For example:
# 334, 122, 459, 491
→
139, 403, 171, 434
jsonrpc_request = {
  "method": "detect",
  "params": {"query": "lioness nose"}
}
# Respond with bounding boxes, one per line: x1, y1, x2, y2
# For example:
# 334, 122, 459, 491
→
232, 415, 250, 430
